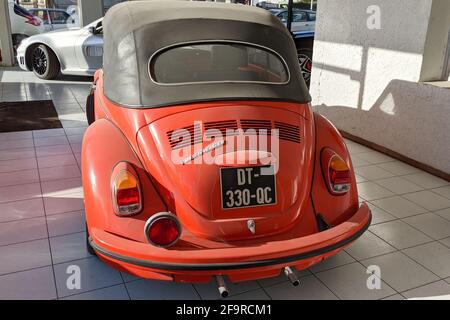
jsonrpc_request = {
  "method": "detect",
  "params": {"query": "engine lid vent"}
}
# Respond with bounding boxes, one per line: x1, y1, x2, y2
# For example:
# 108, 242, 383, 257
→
167, 123, 202, 150
204, 120, 239, 138
240, 119, 272, 135
274, 121, 301, 144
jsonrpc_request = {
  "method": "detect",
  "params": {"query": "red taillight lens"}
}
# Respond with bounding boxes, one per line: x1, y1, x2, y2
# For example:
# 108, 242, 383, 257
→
116, 187, 140, 207
112, 164, 142, 216
322, 148, 351, 195
145, 213, 181, 247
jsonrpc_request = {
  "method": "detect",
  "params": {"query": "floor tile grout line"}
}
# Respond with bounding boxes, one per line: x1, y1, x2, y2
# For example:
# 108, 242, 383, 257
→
258, 283, 274, 301
309, 271, 342, 300
57, 282, 125, 300
31, 130, 60, 300
399, 213, 450, 242
118, 272, 132, 300
398, 278, 449, 298
190, 282, 204, 300
358, 229, 446, 281
0, 207, 84, 224
0, 229, 87, 249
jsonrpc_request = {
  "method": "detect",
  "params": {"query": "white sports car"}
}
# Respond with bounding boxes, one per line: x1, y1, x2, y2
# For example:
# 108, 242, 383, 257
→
17, 18, 103, 80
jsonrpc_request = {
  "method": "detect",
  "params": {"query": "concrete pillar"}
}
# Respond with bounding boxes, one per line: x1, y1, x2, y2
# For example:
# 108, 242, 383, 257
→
0, 0, 14, 66
79, 0, 103, 27
420, 0, 450, 81
310, 0, 450, 174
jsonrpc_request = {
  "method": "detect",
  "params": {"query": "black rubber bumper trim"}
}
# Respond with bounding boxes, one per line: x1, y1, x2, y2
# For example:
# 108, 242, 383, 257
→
90, 212, 371, 271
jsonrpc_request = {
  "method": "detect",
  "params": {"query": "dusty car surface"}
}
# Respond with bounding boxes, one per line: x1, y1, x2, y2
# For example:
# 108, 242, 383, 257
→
82, 0, 371, 297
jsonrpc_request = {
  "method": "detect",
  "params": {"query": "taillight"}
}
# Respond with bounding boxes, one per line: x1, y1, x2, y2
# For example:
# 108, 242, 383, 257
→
25, 16, 41, 27
111, 163, 142, 216
321, 148, 351, 195
144, 213, 181, 248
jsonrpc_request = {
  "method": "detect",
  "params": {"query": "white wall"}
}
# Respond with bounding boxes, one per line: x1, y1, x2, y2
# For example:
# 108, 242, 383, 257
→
0, 0, 14, 67
310, 0, 450, 174
78, 0, 103, 26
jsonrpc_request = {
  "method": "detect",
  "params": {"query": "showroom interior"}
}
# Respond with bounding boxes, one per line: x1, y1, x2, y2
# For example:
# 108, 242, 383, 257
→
0, 0, 450, 300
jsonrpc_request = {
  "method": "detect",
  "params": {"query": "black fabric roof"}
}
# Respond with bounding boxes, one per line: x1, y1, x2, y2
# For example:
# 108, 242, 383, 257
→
103, 0, 311, 108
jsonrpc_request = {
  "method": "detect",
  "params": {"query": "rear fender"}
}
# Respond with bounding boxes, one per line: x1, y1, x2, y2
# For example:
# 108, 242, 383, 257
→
82, 119, 166, 243
311, 113, 359, 227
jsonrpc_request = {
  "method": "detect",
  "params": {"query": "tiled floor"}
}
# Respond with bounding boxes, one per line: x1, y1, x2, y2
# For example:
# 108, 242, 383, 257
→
1, 67, 450, 300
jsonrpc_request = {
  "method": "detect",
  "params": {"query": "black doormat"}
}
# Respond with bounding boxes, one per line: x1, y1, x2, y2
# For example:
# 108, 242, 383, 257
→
0, 100, 62, 133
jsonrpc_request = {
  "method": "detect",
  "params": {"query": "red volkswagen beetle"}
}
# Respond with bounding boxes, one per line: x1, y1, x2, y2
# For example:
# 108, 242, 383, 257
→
83, 1, 371, 297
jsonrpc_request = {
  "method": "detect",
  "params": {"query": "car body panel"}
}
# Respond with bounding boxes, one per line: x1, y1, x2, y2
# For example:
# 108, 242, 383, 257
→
16, 18, 103, 76
28, 8, 76, 32
82, 70, 371, 283
269, 8, 316, 33
82, 2, 370, 284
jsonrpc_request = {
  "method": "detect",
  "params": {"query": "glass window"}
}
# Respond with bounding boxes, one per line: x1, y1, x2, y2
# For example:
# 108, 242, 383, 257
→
30, 10, 49, 24
293, 12, 308, 22
150, 43, 289, 85
278, 11, 288, 22
308, 13, 316, 21
49, 11, 71, 25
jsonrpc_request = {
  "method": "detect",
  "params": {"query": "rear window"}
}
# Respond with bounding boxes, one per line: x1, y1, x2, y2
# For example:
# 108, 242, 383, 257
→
149, 43, 289, 85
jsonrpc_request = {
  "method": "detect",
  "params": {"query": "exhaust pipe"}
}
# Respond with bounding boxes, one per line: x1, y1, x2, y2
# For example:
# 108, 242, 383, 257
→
284, 267, 300, 286
216, 275, 229, 298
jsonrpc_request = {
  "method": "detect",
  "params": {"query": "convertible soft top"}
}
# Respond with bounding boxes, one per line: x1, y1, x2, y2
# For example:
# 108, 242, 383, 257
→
103, 0, 311, 108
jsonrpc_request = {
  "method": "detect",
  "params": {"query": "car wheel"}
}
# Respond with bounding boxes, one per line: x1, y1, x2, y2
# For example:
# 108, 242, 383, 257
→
31, 45, 60, 80
86, 223, 96, 256
297, 48, 312, 87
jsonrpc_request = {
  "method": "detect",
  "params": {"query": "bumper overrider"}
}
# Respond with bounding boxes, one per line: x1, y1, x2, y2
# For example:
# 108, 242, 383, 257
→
89, 203, 371, 283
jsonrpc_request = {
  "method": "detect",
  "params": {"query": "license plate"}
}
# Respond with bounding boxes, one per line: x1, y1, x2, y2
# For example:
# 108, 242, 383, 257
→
220, 166, 277, 209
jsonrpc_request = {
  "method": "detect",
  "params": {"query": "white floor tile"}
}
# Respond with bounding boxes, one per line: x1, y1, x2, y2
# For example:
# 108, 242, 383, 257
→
366, 202, 396, 225
0, 266, 56, 300
225, 288, 270, 300
54, 257, 123, 298
0, 183, 41, 203
356, 165, 395, 180
264, 275, 338, 300
403, 191, 450, 211
357, 182, 394, 201
403, 242, 450, 278
309, 250, 355, 273
369, 220, 432, 249
50, 232, 91, 264
0, 198, 45, 223
126, 279, 200, 300
374, 176, 423, 195
403, 213, 450, 240
403, 172, 449, 189
0, 217, 47, 246
315, 262, 396, 300
431, 186, 450, 200
360, 252, 438, 292
345, 231, 396, 260
371, 196, 428, 218
195, 278, 260, 300
62, 284, 129, 300
377, 161, 420, 176
436, 208, 450, 222
46, 210, 86, 237
0, 239, 51, 275
402, 281, 450, 299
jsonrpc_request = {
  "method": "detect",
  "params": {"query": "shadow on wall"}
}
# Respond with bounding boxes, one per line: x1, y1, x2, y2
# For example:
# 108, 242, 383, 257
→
314, 78, 450, 175
309, 0, 450, 176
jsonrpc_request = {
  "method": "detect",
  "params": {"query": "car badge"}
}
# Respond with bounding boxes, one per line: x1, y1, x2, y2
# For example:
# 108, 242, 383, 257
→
247, 220, 256, 234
